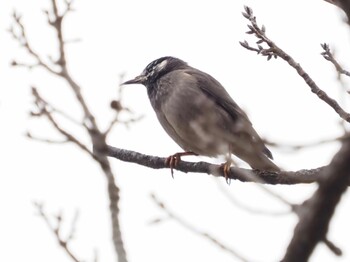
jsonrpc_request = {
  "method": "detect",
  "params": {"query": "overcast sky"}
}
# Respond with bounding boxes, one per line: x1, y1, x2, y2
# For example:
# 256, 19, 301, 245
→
1, 0, 350, 261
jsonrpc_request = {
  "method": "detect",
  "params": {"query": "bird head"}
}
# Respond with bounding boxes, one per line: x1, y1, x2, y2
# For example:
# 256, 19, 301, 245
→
122, 56, 188, 87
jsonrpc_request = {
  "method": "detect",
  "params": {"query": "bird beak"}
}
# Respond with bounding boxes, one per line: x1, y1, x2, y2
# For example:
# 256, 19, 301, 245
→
122, 75, 147, 85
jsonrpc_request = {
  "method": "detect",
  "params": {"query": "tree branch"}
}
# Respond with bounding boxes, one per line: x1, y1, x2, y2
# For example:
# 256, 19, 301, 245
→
240, 6, 350, 123
11, 1, 128, 261
216, 180, 291, 216
31, 86, 95, 158
264, 133, 350, 152
282, 138, 350, 261
150, 194, 249, 262
106, 145, 323, 185
26, 131, 69, 144
321, 43, 350, 77
9, 11, 59, 74
34, 202, 82, 262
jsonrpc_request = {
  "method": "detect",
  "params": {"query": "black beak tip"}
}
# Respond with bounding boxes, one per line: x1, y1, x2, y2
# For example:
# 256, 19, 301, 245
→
121, 75, 146, 85
121, 79, 135, 85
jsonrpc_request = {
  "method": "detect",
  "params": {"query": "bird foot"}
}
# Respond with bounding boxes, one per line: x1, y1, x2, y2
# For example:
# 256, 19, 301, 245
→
165, 151, 197, 178
220, 162, 232, 184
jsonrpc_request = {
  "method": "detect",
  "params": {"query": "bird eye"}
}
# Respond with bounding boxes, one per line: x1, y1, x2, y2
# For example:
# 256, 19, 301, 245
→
147, 67, 154, 75
145, 64, 155, 74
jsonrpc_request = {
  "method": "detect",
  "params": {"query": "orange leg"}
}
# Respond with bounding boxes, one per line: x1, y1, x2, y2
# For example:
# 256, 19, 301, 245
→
220, 161, 232, 184
165, 151, 198, 178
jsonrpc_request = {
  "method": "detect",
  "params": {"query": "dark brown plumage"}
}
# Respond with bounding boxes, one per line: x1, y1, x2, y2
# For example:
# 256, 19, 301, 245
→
123, 57, 279, 172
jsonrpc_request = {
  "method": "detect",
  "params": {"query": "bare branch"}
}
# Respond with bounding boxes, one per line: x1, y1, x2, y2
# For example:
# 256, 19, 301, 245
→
26, 131, 69, 144
216, 180, 291, 216
104, 115, 119, 136
9, 11, 59, 74
52, 107, 84, 127
321, 43, 350, 77
10, 60, 40, 70
323, 238, 342, 256
29, 86, 84, 127
31, 86, 94, 158
46, 0, 70, 67
11, 1, 128, 261
282, 138, 350, 261
150, 194, 249, 262
106, 145, 323, 185
67, 210, 79, 242
34, 202, 82, 262
241, 6, 350, 123
104, 110, 144, 136
264, 133, 350, 152
104, 78, 144, 136
10, 1, 96, 130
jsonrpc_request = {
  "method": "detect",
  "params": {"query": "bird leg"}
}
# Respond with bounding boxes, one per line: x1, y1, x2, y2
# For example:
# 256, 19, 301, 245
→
220, 161, 232, 184
165, 151, 197, 178
220, 151, 234, 183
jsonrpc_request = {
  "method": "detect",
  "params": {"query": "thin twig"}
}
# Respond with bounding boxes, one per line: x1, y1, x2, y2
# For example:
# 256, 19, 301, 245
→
29, 86, 84, 127
104, 77, 144, 136
321, 43, 350, 77
26, 131, 69, 144
240, 6, 350, 123
10, 2, 128, 260
216, 180, 291, 216
31, 86, 95, 158
9, 12, 59, 74
264, 133, 350, 151
67, 210, 79, 241
150, 194, 249, 262
323, 238, 342, 256
48, 0, 68, 68
33, 202, 82, 262
104, 115, 119, 136
104, 113, 144, 136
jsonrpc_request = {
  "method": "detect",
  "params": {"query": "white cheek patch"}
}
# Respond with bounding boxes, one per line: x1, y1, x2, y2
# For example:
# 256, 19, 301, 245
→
156, 59, 168, 71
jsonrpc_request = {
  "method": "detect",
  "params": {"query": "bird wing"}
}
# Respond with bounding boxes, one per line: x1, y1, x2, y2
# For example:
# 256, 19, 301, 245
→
184, 68, 273, 159
184, 68, 250, 123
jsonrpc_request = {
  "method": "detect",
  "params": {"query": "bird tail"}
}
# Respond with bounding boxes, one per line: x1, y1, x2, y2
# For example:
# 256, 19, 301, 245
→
254, 145, 280, 171
249, 155, 280, 172
234, 148, 280, 172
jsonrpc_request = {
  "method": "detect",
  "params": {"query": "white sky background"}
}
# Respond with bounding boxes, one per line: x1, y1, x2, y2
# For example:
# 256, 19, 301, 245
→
1, 0, 350, 261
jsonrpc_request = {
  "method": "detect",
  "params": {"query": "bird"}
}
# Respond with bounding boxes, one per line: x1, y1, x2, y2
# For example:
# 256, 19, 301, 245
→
122, 56, 280, 178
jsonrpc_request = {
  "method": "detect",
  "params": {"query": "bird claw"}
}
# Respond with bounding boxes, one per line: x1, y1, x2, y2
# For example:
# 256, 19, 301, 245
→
165, 154, 181, 178
220, 162, 232, 184
165, 151, 197, 178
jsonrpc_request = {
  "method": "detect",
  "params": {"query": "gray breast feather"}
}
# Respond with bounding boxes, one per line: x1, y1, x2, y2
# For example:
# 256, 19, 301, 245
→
156, 71, 221, 154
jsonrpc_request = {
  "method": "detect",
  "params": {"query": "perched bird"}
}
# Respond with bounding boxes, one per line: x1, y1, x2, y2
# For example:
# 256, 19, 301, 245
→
122, 57, 279, 177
